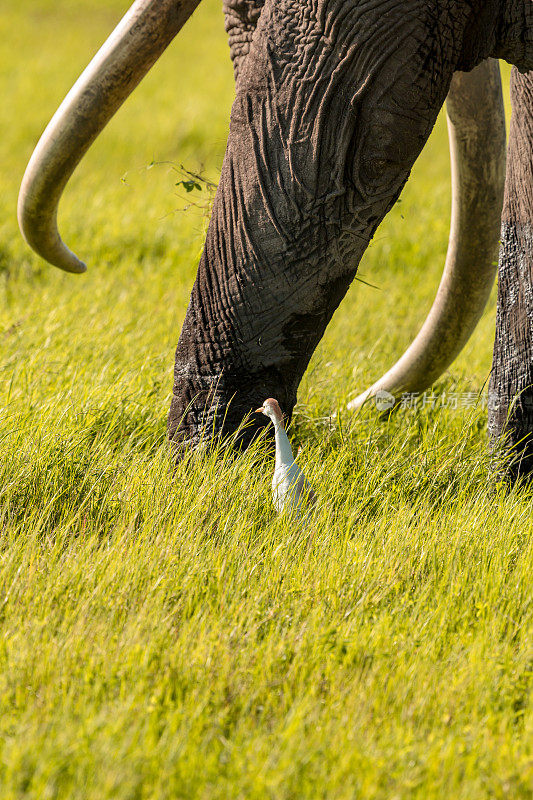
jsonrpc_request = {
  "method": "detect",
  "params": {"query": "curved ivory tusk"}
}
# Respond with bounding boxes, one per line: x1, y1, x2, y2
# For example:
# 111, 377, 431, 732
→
18, 0, 201, 274
347, 59, 506, 412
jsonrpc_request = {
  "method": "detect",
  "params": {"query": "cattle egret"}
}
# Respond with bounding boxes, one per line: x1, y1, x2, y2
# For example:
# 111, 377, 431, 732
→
255, 398, 316, 517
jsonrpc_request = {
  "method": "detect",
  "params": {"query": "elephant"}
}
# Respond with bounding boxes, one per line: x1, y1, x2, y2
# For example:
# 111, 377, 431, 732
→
16, 0, 533, 473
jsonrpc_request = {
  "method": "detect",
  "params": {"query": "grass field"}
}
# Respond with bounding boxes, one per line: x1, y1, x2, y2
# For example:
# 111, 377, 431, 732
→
0, 1, 531, 797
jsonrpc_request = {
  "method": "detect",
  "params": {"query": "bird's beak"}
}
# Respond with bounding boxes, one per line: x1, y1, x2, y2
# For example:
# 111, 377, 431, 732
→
255, 407, 264, 414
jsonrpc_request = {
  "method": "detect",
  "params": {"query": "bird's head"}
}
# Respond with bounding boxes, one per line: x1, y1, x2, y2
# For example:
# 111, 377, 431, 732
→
255, 397, 284, 425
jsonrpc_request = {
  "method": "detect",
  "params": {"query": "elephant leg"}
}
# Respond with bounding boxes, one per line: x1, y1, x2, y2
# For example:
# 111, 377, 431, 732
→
167, 0, 495, 454
489, 69, 533, 478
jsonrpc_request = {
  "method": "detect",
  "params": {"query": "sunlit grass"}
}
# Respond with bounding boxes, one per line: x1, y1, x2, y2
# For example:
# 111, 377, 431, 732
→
0, 1, 530, 797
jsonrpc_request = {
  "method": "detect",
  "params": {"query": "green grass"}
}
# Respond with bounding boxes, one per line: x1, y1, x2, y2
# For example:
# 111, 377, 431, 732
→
0, 1, 531, 797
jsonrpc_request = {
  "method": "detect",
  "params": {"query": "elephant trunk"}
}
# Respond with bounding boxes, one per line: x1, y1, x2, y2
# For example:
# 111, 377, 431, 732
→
347, 59, 506, 411
17, 0, 201, 274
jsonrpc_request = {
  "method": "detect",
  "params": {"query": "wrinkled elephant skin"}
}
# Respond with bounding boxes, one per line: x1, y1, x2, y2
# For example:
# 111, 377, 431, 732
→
168, 0, 530, 451
489, 70, 533, 477
16, 0, 533, 471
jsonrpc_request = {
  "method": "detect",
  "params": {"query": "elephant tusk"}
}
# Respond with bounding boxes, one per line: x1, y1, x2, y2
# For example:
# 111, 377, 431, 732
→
347, 59, 506, 412
18, 0, 202, 274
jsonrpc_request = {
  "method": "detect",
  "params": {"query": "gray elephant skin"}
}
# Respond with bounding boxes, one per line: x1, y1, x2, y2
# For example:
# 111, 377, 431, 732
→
17, 0, 533, 475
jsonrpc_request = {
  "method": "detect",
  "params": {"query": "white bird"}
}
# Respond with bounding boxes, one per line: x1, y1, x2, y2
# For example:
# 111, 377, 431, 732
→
255, 398, 316, 517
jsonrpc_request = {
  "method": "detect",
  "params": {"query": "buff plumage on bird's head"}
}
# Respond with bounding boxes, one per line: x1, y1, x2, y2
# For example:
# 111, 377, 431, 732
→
255, 398, 316, 518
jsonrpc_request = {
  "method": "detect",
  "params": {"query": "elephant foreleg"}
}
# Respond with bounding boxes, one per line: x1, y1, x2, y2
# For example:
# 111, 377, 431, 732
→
489, 69, 533, 478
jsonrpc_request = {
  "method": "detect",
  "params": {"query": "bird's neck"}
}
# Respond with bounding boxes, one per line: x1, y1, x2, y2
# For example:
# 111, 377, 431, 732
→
273, 420, 294, 469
